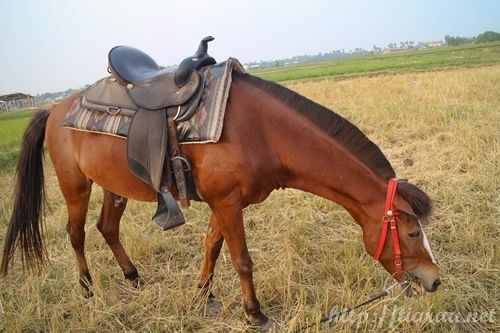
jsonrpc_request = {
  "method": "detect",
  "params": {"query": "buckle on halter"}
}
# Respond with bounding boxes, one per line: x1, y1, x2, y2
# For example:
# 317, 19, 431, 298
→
388, 216, 397, 228
394, 256, 402, 267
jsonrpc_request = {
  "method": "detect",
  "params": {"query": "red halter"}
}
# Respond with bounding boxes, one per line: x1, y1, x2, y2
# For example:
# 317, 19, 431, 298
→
373, 178, 403, 276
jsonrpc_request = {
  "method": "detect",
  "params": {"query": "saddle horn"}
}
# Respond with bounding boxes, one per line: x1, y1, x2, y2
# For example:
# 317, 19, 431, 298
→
197, 36, 215, 54
175, 36, 216, 87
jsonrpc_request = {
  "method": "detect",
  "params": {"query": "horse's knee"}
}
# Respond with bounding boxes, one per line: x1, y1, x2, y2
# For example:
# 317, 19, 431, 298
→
66, 222, 78, 235
234, 258, 253, 276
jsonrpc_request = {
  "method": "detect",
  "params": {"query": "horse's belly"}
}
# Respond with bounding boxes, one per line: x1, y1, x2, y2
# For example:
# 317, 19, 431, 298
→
77, 133, 157, 202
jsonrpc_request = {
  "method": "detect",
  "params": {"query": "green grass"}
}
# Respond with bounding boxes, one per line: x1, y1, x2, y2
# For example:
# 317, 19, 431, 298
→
0, 110, 33, 173
251, 42, 500, 82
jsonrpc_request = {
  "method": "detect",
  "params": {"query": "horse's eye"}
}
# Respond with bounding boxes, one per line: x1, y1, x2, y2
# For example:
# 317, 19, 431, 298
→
408, 230, 421, 238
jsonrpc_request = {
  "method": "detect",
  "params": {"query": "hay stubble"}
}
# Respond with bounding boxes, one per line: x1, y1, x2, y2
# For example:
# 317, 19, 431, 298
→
1, 66, 498, 332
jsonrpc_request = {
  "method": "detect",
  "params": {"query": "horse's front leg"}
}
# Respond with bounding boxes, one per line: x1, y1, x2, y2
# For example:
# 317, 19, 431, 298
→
210, 201, 270, 327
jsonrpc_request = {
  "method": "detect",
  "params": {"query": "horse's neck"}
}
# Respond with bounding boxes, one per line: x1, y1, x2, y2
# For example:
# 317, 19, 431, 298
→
252, 87, 387, 224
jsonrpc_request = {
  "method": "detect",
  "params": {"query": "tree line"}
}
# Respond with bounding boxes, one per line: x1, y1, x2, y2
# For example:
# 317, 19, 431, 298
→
445, 31, 500, 47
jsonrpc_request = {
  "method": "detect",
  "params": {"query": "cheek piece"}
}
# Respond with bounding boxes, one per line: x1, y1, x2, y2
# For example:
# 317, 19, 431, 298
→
373, 178, 403, 278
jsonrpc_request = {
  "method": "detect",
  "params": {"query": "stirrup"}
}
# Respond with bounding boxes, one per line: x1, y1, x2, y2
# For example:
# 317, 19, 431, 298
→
152, 191, 185, 230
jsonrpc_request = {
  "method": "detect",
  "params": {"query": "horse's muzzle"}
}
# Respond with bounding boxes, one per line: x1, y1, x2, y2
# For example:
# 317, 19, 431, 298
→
428, 278, 441, 292
402, 273, 441, 296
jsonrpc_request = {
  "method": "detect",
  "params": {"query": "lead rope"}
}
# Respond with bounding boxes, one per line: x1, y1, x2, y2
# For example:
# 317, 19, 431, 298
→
298, 280, 404, 331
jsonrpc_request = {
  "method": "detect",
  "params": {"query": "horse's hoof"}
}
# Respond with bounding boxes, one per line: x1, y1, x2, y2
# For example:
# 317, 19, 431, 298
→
129, 277, 145, 290
260, 318, 278, 333
80, 281, 94, 299
79, 274, 93, 297
204, 297, 221, 316
124, 269, 142, 289
83, 289, 94, 299
248, 314, 278, 332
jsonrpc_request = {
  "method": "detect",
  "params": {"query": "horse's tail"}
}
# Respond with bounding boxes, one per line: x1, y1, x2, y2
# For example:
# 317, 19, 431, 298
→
1, 109, 51, 276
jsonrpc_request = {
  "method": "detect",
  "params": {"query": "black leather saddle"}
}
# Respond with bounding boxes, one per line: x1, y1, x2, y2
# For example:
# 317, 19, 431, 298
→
108, 37, 215, 111
109, 36, 216, 87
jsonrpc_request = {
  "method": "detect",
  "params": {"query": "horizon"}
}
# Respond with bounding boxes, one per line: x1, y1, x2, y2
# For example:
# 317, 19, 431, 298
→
1, 0, 499, 95
33, 39, 454, 97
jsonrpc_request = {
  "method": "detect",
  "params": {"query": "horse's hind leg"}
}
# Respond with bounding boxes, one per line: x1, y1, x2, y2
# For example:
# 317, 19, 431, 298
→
198, 212, 224, 315
198, 212, 224, 292
97, 189, 140, 286
62, 177, 94, 297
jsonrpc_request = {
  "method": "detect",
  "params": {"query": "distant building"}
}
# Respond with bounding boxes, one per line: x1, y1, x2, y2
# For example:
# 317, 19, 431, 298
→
0, 93, 37, 111
244, 64, 261, 70
428, 41, 443, 48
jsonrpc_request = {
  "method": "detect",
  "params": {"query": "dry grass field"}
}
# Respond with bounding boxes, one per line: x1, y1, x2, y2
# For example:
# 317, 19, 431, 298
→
0, 65, 499, 332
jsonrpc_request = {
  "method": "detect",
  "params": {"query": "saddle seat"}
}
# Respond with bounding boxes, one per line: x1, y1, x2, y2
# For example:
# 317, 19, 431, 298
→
108, 36, 216, 111
107, 45, 163, 84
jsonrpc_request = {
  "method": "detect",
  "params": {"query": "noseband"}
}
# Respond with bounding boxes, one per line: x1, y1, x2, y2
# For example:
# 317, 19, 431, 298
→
373, 178, 403, 277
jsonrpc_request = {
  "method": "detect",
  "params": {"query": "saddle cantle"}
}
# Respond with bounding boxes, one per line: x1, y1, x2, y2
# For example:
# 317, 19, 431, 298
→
106, 37, 217, 230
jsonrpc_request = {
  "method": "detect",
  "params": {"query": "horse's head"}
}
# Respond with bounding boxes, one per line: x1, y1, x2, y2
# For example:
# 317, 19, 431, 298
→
362, 180, 440, 296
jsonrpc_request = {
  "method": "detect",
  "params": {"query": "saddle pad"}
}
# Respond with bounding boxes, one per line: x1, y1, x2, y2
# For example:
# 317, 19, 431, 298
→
63, 58, 244, 144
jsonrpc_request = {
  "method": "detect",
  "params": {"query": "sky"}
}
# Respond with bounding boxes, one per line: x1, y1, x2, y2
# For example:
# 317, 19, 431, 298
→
1, 0, 499, 95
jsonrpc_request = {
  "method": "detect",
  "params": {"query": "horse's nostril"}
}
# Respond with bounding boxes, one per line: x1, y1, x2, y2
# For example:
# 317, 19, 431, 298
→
431, 278, 441, 291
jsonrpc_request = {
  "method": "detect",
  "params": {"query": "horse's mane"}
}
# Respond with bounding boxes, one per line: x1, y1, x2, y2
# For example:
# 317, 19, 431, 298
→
234, 72, 432, 219
235, 71, 396, 178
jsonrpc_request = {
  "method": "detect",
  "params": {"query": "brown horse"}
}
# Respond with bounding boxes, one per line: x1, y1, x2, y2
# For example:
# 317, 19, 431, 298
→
1, 71, 440, 329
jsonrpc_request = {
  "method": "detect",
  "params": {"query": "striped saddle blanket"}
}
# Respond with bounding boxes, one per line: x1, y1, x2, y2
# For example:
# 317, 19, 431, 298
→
64, 58, 244, 144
